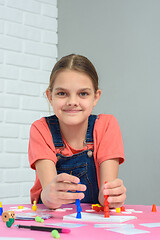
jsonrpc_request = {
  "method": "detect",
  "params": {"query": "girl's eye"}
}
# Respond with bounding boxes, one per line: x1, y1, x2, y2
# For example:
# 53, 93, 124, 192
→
80, 92, 89, 97
57, 92, 66, 96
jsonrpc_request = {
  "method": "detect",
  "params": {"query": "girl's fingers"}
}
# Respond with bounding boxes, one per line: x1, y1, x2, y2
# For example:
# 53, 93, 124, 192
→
56, 173, 80, 184
55, 173, 86, 192
109, 202, 125, 209
104, 185, 126, 196
57, 181, 86, 192
57, 191, 85, 201
108, 193, 126, 204
104, 178, 124, 189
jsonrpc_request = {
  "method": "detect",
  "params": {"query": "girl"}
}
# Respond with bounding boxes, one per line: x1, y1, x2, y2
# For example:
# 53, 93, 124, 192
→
28, 54, 126, 209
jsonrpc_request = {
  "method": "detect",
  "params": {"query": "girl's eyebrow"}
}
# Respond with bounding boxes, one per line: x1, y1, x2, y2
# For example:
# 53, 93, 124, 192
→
54, 87, 92, 91
54, 87, 66, 91
79, 88, 92, 91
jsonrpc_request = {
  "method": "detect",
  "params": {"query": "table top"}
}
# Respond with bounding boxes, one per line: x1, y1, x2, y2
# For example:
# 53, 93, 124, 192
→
1, 203, 160, 240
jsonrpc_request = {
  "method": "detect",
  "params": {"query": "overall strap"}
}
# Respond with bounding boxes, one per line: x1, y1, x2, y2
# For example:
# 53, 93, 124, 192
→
45, 114, 97, 147
85, 115, 97, 143
45, 115, 64, 148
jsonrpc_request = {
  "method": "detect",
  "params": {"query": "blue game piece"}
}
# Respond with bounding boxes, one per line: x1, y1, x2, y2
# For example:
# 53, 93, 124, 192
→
75, 181, 82, 219
77, 205, 82, 212
76, 212, 82, 219
0, 207, 3, 216
75, 199, 80, 206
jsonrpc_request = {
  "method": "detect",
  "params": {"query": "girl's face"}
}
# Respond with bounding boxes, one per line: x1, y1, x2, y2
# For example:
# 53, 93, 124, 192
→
47, 70, 101, 127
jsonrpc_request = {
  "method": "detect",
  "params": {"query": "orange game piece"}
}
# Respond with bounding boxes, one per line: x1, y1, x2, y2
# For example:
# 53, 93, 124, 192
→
152, 204, 157, 212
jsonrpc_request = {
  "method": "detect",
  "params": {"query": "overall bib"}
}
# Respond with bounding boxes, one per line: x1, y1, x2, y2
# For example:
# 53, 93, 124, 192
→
39, 115, 99, 204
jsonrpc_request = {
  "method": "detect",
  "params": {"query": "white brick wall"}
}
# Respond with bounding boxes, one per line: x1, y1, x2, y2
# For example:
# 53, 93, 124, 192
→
0, 0, 57, 205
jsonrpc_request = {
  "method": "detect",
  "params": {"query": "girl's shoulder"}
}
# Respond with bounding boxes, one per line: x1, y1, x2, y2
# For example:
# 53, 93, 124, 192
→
96, 114, 118, 125
31, 117, 48, 129
94, 114, 120, 133
30, 117, 51, 137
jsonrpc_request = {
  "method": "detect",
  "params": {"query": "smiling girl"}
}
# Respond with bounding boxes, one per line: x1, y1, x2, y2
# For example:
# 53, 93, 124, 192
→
28, 54, 126, 209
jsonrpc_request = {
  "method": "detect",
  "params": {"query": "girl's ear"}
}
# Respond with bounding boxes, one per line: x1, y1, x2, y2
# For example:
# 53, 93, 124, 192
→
46, 89, 52, 103
93, 89, 101, 107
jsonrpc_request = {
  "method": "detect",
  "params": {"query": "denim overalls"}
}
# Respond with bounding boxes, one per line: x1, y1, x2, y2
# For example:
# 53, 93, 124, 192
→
39, 114, 99, 204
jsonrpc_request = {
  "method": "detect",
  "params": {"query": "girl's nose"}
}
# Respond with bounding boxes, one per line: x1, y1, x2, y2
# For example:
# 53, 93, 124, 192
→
66, 95, 79, 106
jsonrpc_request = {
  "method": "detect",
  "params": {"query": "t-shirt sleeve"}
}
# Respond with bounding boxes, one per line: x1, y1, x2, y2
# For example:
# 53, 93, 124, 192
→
28, 119, 57, 170
94, 114, 125, 165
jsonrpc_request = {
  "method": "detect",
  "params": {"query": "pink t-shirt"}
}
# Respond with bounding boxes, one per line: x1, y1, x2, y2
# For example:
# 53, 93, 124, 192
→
28, 114, 125, 203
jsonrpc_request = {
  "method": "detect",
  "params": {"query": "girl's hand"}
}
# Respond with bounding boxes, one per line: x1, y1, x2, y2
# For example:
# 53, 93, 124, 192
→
102, 178, 126, 208
41, 173, 86, 209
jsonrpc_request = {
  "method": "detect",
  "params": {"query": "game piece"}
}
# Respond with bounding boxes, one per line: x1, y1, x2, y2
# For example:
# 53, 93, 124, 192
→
76, 212, 82, 219
92, 204, 104, 212
100, 206, 104, 211
116, 208, 121, 213
0, 202, 3, 216
2, 211, 15, 222
104, 205, 109, 212
121, 206, 125, 211
77, 205, 82, 212
75, 182, 82, 219
76, 199, 82, 219
18, 206, 24, 209
152, 204, 157, 212
32, 200, 37, 211
35, 216, 44, 223
104, 211, 110, 218
51, 229, 60, 238
6, 218, 15, 228
104, 181, 109, 218
2, 211, 15, 228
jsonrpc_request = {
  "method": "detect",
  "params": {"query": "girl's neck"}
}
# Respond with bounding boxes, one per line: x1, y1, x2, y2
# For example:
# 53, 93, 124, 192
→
59, 120, 88, 150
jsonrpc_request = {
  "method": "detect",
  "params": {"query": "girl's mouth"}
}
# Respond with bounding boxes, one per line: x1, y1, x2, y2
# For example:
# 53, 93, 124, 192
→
63, 109, 82, 113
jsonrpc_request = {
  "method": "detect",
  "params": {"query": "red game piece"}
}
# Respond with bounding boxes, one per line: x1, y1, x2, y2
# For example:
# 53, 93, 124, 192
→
104, 181, 109, 218
104, 205, 109, 212
104, 211, 109, 218
121, 206, 125, 211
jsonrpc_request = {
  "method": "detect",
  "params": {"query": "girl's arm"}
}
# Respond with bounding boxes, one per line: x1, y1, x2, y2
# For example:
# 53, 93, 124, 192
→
35, 159, 86, 209
98, 159, 126, 208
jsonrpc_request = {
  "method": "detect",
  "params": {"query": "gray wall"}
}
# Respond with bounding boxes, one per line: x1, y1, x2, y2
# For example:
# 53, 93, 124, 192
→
58, 0, 160, 205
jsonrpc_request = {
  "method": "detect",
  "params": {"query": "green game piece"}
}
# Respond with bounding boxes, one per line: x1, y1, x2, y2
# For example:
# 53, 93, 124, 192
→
35, 216, 41, 222
51, 230, 60, 239
35, 216, 44, 223
6, 218, 14, 228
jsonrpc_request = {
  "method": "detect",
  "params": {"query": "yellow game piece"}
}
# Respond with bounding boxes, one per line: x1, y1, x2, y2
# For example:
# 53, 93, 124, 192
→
91, 204, 96, 209
91, 204, 101, 209
0, 202, 2, 207
32, 200, 37, 211
97, 204, 102, 207
116, 208, 121, 213
18, 206, 23, 209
